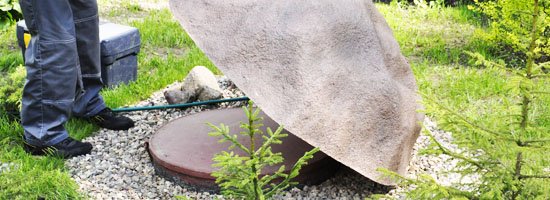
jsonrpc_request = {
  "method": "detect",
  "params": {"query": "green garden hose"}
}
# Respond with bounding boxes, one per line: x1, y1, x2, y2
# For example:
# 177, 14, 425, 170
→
111, 96, 250, 112
3, 97, 249, 117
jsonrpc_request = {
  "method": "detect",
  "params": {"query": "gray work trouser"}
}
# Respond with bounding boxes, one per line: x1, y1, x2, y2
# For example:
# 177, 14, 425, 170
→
20, 0, 106, 146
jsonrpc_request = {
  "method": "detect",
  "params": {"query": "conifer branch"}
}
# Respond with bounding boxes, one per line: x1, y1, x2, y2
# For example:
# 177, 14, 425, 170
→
396, 0, 549, 198
264, 148, 319, 198
519, 96, 531, 131
208, 123, 251, 154
531, 91, 550, 95
209, 101, 318, 199
378, 168, 478, 199
519, 138, 550, 145
426, 131, 487, 169
464, 51, 524, 77
531, 74, 549, 79
519, 175, 550, 179
255, 126, 286, 157
513, 1, 544, 197
421, 94, 513, 141
514, 152, 523, 180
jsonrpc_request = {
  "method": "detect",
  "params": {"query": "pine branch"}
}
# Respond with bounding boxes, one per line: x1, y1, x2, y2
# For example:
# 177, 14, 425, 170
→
519, 96, 531, 131
377, 168, 478, 199
519, 144, 550, 150
519, 175, 550, 179
510, 152, 525, 200
264, 148, 319, 198
519, 138, 550, 145
500, 114, 524, 119
243, 102, 263, 199
421, 93, 513, 141
525, 0, 540, 80
208, 123, 251, 154
531, 91, 550, 95
255, 126, 286, 157
426, 131, 488, 169
464, 51, 511, 70
515, 0, 542, 148
531, 74, 549, 79
259, 166, 286, 188
223, 134, 251, 155
514, 152, 523, 180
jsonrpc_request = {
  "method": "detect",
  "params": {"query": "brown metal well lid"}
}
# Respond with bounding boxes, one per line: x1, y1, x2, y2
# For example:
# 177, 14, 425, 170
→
148, 108, 340, 191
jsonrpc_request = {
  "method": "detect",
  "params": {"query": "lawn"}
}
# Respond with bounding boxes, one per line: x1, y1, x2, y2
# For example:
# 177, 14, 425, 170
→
0, 1, 217, 198
0, 0, 548, 199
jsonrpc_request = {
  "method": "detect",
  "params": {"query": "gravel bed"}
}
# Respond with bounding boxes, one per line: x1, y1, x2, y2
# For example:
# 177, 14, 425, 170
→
66, 77, 462, 199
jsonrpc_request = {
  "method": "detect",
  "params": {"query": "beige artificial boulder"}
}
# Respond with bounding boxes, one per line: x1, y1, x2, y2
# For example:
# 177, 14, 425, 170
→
169, 0, 424, 185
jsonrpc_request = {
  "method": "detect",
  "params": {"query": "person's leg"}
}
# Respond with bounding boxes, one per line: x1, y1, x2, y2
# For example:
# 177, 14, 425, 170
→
69, 0, 135, 131
20, 0, 78, 146
69, 0, 106, 118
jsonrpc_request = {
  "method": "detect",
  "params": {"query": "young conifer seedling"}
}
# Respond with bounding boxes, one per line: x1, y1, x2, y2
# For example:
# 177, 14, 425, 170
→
379, 0, 550, 199
207, 101, 319, 200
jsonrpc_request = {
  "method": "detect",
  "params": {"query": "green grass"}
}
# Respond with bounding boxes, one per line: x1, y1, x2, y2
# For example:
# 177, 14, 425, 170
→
0, 26, 23, 72
0, 1, 548, 199
100, 0, 146, 19
380, 3, 549, 196
132, 9, 195, 49
378, 2, 549, 143
0, 7, 215, 199
0, 115, 84, 199
123, 2, 143, 13
377, 3, 492, 64
412, 61, 549, 132
101, 9, 218, 108
377, 2, 549, 134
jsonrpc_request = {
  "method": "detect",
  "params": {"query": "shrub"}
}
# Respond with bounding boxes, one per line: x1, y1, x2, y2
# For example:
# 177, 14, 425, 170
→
470, 0, 550, 66
207, 101, 319, 200
0, 64, 25, 113
383, 0, 550, 199
0, 0, 22, 31
376, 0, 476, 7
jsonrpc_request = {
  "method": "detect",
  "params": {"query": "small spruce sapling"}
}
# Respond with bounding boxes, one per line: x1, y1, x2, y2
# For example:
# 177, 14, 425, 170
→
379, 0, 550, 199
207, 101, 319, 200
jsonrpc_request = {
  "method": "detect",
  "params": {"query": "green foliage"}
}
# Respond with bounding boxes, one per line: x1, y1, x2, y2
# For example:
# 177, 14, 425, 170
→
0, 23, 24, 113
0, 51, 23, 72
0, 0, 21, 31
0, 114, 84, 199
384, 0, 550, 199
377, 1, 489, 64
131, 9, 195, 49
0, 22, 23, 72
0, 5, 91, 197
0, 6, 214, 198
380, 0, 476, 7
470, 0, 550, 65
0, 64, 25, 112
122, 2, 142, 13
208, 101, 319, 200
411, 0, 447, 9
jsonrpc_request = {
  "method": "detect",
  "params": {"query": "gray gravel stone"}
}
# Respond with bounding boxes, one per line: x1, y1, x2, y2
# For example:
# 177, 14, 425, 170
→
0, 162, 17, 174
66, 76, 464, 199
